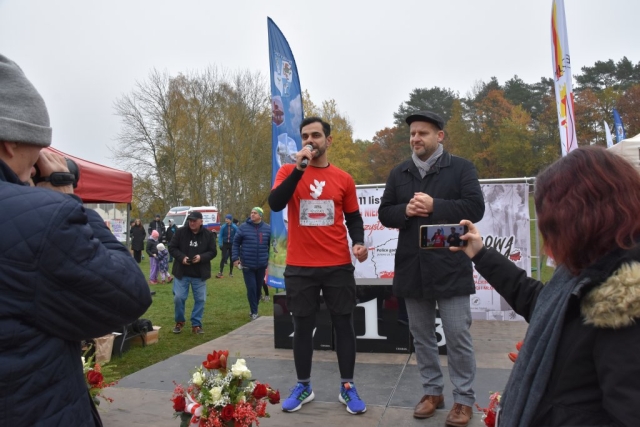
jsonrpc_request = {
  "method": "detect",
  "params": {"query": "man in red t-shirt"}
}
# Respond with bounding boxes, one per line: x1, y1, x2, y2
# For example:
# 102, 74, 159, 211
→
269, 117, 368, 416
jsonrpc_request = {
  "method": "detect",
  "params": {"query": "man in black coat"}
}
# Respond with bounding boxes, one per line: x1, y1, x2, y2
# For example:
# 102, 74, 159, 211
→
0, 54, 152, 426
378, 111, 484, 427
148, 213, 166, 241
168, 211, 217, 335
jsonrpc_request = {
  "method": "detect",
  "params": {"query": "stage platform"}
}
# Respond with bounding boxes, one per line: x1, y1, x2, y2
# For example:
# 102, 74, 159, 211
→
101, 316, 527, 427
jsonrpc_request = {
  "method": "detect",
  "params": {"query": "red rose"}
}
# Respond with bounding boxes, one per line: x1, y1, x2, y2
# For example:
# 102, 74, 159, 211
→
268, 390, 280, 404
220, 404, 235, 421
172, 395, 186, 412
252, 383, 268, 399
86, 370, 104, 386
484, 410, 496, 427
203, 350, 229, 370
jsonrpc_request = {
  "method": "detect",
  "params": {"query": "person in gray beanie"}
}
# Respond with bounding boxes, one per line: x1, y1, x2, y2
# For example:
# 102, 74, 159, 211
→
0, 54, 152, 426
0, 54, 52, 147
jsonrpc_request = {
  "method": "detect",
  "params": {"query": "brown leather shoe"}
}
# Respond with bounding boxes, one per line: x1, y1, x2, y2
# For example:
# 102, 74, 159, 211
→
445, 403, 473, 427
413, 394, 444, 419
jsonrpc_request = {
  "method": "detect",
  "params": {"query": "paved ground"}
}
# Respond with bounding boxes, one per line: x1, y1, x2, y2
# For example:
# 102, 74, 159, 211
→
101, 317, 527, 427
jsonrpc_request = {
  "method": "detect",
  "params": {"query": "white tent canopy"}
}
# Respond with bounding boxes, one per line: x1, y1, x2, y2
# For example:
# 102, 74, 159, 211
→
608, 133, 640, 172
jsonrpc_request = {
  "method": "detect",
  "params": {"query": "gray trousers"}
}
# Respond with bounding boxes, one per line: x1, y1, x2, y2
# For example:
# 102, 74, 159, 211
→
405, 295, 476, 406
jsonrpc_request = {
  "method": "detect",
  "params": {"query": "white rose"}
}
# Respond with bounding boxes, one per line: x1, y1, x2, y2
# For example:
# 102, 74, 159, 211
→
231, 359, 251, 379
192, 371, 204, 386
210, 386, 222, 402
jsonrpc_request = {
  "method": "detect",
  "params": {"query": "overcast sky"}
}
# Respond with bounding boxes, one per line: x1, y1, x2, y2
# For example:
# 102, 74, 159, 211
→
1, 0, 639, 168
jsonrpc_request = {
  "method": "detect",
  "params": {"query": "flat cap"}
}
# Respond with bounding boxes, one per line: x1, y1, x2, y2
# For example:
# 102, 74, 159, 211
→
405, 110, 445, 130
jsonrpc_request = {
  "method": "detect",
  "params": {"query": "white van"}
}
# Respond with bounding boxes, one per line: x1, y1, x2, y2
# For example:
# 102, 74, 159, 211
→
163, 206, 220, 237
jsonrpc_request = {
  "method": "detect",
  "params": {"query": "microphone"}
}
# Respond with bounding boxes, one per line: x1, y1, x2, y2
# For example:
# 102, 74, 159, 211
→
300, 144, 313, 169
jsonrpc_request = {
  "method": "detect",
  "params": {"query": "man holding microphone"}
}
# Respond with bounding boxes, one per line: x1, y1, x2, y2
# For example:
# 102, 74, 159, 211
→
269, 117, 368, 415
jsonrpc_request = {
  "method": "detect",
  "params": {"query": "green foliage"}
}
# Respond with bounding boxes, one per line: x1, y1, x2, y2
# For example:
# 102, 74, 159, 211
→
368, 56, 638, 181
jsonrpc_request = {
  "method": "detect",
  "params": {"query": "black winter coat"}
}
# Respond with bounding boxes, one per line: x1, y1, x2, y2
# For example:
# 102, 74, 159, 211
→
169, 225, 217, 280
148, 219, 166, 240
0, 160, 152, 426
474, 246, 640, 427
378, 152, 485, 298
130, 224, 146, 251
146, 237, 158, 257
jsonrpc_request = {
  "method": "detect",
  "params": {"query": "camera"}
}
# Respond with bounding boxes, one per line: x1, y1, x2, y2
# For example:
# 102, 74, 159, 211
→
32, 157, 80, 188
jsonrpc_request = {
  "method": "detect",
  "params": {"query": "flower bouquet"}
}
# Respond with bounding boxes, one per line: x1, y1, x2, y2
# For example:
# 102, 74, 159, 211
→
82, 346, 117, 405
475, 391, 501, 427
172, 350, 280, 427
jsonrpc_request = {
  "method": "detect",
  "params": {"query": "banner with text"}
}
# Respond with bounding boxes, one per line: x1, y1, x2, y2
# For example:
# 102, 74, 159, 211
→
267, 17, 304, 289
354, 183, 531, 321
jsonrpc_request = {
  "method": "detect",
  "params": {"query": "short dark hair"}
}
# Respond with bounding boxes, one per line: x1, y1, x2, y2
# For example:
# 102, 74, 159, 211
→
300, 117, 331, 137
535, 146, 640, 274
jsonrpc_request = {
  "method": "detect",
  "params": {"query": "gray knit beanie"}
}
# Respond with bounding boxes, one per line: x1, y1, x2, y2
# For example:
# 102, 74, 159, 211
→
0, 54, 52, 146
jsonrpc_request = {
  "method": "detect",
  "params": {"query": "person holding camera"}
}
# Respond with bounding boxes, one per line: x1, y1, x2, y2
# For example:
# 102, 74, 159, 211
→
378, 111, 484, 426
452, 146, 640, 427
0, 54, 152, 426
168, 211, 217, 334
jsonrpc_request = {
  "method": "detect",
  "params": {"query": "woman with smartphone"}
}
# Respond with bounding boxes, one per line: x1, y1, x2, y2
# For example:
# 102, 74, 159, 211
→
454, 146, 640, 427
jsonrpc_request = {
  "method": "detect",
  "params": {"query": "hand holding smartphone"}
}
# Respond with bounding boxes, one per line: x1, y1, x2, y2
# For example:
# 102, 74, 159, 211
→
420, 224, 468, 249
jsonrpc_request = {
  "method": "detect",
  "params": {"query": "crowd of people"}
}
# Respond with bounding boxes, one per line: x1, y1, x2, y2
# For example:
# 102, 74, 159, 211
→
2, 50, 639, 426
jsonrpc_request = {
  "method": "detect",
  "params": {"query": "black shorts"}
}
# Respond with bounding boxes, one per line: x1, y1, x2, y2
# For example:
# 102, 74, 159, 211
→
284, 264, 356, 317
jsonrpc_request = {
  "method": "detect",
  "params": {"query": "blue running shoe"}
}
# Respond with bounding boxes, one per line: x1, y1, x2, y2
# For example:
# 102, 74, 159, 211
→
339, 382, 367, 414
282, 382, 314, 412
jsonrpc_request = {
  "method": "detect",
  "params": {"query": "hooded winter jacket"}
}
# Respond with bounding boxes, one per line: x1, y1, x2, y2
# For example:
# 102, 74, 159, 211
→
473, 244, 640, 426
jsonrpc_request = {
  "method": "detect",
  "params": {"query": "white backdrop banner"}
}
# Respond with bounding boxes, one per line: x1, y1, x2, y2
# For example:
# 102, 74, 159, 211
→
354, 183, 531, 321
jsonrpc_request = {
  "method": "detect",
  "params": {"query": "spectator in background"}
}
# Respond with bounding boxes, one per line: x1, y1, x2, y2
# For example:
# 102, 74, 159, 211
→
216, 214, 238, 278
259, 276, 270, 302
165, 219, 177, 263
148, 213, 166, 241
169, 211, 217, 334
156, 243, 172, 283
129, 220, 135, 255
130, 218, 146, 263
232, 207, 271, 321
0, 53, 151, 427
146, 230, 160, 284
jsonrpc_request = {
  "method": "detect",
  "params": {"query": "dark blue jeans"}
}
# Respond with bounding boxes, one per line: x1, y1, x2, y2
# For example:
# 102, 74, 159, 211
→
242, 266, 266, 315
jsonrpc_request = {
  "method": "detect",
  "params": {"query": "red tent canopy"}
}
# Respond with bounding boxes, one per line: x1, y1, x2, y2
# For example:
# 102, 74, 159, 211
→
45, 147, 133, 203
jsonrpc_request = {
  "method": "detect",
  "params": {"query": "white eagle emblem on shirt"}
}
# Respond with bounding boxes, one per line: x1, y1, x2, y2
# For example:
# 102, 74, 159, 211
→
310, 179, 325, 199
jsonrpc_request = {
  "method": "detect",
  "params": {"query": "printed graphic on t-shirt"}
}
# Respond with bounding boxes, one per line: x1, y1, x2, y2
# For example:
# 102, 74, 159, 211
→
309, 179, 325, 199
190, 240, 199, 247
300, 199, 335, 226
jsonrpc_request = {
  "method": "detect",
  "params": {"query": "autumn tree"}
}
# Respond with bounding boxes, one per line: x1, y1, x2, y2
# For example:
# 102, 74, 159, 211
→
616, 83, 640, 137
113, 67, 271, 221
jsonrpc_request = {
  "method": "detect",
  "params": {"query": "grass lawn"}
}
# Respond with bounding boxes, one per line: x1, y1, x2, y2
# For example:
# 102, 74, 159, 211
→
103, 253, 280, 383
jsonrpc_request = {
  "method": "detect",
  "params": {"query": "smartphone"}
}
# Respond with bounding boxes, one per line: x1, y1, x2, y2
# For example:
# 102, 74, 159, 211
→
420, 224, 468, 249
